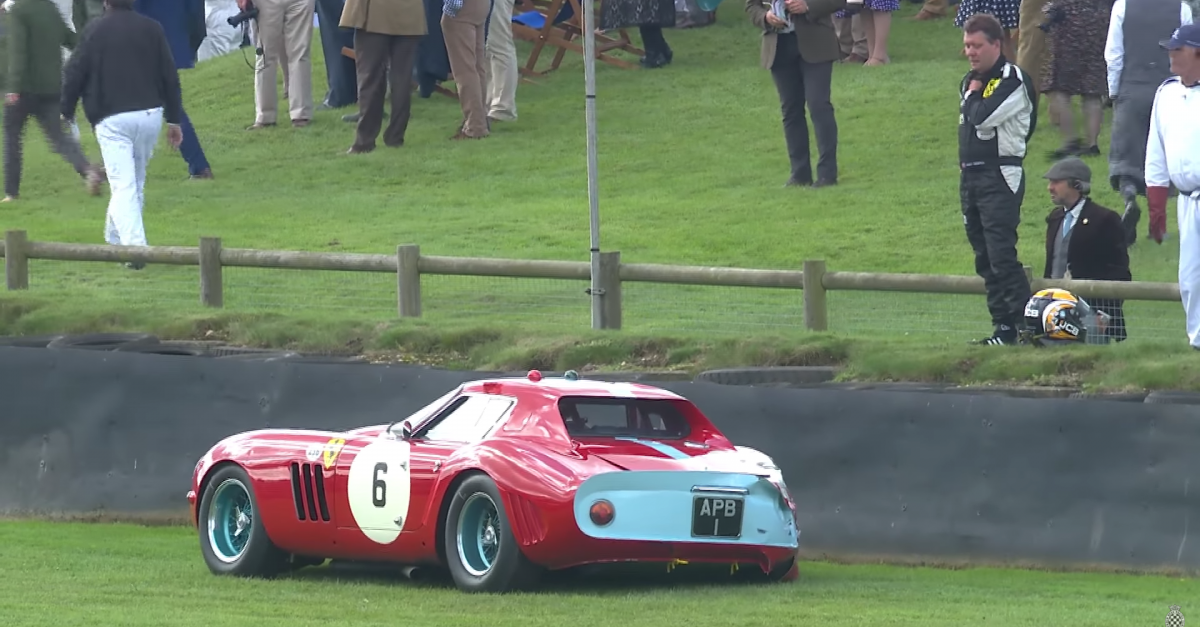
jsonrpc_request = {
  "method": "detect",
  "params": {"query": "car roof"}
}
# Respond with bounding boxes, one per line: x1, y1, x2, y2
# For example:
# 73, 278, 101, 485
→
459, 372, 687, 402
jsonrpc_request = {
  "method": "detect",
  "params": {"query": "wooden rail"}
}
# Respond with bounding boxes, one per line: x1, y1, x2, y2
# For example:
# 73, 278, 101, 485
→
1, 230, 1182, 331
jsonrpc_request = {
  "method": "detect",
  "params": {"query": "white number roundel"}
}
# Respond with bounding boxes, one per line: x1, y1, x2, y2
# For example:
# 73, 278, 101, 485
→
346, 438, 412, 544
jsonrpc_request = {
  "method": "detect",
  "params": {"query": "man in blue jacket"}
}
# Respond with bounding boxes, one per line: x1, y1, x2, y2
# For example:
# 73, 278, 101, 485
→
132, 0, 212, 179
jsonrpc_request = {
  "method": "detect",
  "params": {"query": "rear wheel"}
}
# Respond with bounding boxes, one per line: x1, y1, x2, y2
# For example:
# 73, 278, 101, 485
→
443, 474, 542, 593
198, 465, 287, 578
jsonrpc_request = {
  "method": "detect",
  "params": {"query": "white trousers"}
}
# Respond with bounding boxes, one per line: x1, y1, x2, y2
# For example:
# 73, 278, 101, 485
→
485, 0, 518, 121
1178, 193, 1200, 347
97, 108, 164, 247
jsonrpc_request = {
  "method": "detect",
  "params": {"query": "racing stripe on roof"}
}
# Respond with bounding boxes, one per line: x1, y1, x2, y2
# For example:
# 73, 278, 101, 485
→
615, 437, 689, 460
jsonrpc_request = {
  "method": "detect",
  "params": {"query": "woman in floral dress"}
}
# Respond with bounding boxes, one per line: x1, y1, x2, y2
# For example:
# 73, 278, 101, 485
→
954, 0, 1019, 60
1039, 0, 1111, 157
834, 0, 900, 65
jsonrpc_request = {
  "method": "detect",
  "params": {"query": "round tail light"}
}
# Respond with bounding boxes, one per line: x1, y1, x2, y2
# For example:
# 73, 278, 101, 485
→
589, 500, 615, 526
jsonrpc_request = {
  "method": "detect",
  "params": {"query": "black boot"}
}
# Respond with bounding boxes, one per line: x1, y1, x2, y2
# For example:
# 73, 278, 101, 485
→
1122, 197, 1141, 246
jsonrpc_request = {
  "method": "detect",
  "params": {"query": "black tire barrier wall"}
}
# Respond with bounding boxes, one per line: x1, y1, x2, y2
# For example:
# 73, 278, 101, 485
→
1, 345, 1198, 572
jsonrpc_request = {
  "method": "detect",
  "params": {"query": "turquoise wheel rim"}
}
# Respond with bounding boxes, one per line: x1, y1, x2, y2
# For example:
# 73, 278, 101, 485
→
456, 493, 500, 577
207, 478, 253, 563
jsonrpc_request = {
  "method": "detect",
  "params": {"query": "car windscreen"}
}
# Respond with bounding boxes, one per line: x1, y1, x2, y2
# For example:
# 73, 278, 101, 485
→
556, 396, 691, 439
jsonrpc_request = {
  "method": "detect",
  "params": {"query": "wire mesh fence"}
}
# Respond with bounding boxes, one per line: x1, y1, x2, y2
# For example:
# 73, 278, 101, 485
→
10, 257, 1190, 344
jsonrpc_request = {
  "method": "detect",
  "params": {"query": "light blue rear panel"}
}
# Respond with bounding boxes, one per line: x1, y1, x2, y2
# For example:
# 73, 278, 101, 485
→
573, 470, 799, 548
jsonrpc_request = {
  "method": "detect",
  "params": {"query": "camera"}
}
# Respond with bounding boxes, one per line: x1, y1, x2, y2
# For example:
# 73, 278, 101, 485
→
1038, 2, 1066, 32
227, 1, 258, 27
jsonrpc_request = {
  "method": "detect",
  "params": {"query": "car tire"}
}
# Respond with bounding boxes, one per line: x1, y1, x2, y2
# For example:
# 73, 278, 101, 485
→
695, 367, 838, 386
272, 354, 369, 365
1143, 391, 1200, 405
114, 343, 206, 357
0, 334, 65, 348
215, 351, 302, 361
46, 333, 159, 351
197, 464, 288, 578
443, 473, 542, 593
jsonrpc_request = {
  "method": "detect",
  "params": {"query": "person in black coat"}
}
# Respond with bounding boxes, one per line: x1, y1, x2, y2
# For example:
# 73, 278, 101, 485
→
1042, 157, 1131, 342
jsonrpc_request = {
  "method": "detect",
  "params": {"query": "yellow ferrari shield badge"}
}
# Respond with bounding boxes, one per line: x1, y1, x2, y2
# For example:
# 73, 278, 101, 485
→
323, 438, 346, 470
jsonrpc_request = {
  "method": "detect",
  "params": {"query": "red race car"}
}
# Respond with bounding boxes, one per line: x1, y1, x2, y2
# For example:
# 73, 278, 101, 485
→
187, 370, 801, 592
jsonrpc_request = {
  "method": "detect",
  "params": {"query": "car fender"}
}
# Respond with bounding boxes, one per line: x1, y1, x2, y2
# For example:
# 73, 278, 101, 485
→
426, 438, 615, 551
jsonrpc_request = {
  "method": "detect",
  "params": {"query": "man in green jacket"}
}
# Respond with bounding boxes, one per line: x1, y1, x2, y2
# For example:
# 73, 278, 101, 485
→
3, 0, 101, 201
72, 0, 102, 30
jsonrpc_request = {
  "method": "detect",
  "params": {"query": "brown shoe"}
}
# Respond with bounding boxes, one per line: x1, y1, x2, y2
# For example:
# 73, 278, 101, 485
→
450, 129, 486, 140
85, 165, 104, 196
842, 54, 868, 64
190, 168, 214, 180
912, 9, 943, 19
292, 118, 310, 128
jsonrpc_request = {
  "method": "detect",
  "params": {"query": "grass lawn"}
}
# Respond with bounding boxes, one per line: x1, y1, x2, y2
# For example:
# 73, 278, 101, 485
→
2, 1, 1197, 392
0, 520, 1196, 626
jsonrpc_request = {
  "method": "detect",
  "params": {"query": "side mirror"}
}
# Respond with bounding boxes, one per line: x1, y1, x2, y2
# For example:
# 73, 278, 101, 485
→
400, 422, 413, 440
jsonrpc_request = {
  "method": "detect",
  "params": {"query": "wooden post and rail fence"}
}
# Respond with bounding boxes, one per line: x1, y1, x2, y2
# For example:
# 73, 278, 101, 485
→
1, 229, 1183, 331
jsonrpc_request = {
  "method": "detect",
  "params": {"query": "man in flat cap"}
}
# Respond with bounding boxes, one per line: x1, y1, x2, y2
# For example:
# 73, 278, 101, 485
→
1042, 156, 1131, 342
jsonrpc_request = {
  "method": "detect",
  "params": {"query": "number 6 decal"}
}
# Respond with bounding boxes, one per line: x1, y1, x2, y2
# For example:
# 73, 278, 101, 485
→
348, 440, 412, 544
372, 462, 387, 507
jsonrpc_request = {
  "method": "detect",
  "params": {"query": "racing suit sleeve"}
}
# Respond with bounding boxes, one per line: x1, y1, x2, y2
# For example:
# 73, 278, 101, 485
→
1145, 85, 1170, 244
1104, 0, 1124, 99
961, 72, 1030, 129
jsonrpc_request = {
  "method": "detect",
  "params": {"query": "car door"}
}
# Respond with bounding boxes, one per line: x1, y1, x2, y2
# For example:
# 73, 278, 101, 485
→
404, 393, 518, 532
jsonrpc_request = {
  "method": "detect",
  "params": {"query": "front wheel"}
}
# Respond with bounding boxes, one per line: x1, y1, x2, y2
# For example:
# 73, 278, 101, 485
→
197, 464, 287, 578
443, 474, 542, 593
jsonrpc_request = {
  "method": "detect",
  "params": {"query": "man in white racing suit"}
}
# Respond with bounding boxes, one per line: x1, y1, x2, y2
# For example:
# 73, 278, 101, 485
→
1145, 23, 1200, 348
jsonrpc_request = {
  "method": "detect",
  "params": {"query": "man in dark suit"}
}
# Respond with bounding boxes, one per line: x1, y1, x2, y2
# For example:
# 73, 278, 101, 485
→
746, 0, 846, 187
315, 0, 357, 111
1042, 157, 1132, 342
133, 0, 211, 179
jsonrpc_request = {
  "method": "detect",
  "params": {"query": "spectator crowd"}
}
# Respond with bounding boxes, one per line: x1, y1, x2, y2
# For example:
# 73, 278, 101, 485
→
0, 0, 1198, 346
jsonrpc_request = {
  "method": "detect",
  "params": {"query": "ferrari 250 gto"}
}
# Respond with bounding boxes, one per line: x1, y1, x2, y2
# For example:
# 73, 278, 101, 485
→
187, 370, 801, 592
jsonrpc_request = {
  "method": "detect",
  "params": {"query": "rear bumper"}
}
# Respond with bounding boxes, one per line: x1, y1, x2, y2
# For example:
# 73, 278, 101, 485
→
572, 470, 800, 547
529, 538, 800, 573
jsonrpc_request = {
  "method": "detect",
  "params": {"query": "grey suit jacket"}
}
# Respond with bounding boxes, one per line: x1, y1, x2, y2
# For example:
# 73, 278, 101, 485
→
745, 0, 847, 68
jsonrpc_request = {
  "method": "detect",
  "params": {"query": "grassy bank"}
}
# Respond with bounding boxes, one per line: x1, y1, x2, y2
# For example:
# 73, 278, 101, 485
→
1, 2, 1193, 391
5, 295, 1198, 392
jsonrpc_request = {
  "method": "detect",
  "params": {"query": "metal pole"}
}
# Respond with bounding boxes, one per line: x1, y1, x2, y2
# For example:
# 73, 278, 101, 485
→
583, 0, 603, 329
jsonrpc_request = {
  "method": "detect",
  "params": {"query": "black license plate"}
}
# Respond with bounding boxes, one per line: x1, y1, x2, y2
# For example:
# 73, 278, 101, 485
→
691, 496, 744, 538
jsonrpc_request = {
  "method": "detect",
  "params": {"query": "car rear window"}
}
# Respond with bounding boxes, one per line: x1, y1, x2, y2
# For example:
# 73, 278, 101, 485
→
556, 396, 691, 439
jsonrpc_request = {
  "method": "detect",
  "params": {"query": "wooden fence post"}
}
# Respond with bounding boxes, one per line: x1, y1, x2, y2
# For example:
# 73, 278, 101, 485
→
397, 244, 421, 317
598, 251, 622, 330
5, 230, 29, 290
803, 259, 827, 331
199, 237, 224, 308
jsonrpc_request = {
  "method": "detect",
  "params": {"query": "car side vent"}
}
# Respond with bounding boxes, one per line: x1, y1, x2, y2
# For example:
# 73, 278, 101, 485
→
289, 462, 331, 522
